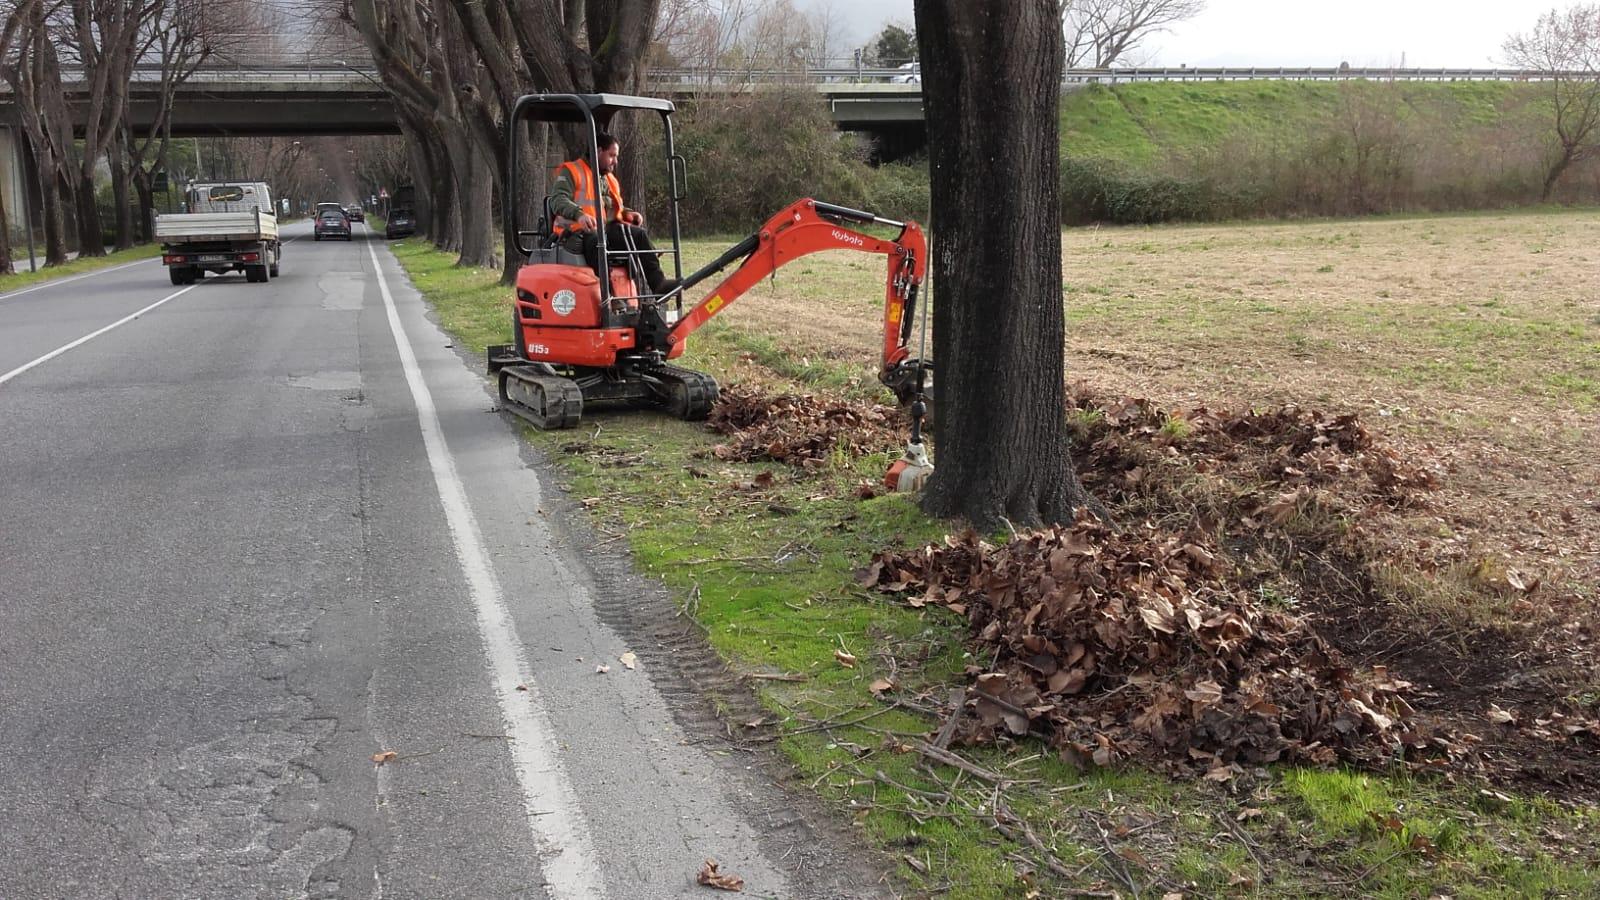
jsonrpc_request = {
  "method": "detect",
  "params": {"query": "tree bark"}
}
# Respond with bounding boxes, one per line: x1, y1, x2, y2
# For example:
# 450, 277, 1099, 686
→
0, 156, 12, 275
1541, 146, 1577, 202
109, 129, 135, 250
913, 0, 1087, 529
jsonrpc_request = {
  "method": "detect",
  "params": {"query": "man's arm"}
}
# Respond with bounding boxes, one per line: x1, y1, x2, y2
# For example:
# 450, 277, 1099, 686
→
548, 169, 584, 222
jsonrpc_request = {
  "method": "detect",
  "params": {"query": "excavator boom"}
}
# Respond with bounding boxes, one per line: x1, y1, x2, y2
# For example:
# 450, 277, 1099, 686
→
659, 199, 929, 398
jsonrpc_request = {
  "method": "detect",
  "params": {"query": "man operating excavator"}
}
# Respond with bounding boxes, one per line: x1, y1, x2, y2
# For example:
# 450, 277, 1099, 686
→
548, 131, 678, 296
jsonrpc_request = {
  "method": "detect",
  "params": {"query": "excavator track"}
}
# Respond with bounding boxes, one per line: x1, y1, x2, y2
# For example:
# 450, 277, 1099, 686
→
498, 365, 584, 430
643, 364, 719, 422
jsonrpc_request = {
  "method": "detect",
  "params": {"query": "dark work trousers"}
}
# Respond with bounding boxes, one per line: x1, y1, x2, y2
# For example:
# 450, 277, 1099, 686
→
578, 221, 669, 292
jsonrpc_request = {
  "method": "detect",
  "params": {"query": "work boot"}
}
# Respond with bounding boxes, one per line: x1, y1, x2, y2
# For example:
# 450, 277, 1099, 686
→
650, 276, 680, 296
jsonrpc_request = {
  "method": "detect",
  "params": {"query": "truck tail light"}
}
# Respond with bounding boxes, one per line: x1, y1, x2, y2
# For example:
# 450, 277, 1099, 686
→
163, 255, 187, 264
240, 252, 260, 262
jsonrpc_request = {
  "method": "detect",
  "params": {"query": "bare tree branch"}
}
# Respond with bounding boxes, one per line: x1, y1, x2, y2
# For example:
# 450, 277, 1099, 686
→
1504, 4, 1600, 200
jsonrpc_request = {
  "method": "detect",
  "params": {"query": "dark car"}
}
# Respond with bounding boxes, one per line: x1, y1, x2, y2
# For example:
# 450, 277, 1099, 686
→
385, 208, 416, 239
315, 210, 352, 241
346, 206, 365, 223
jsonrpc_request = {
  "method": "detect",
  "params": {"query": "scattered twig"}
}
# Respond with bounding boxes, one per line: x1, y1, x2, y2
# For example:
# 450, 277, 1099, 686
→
1326, 848, 1409, 889
911, 740, 1007, 784
993, 798, 1079, 881
744, 671, 809, 682
1215, 810, 1271, 880
775, 704, 898, 739
1092, 821, 1143, 899
931, 688, 966, 750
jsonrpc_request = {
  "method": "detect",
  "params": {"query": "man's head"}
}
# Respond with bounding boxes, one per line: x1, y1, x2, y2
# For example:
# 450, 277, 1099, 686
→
596, 132, 620, 174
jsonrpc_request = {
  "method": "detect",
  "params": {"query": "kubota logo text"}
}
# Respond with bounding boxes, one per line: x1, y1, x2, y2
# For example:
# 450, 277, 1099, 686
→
831, 229, 864, 247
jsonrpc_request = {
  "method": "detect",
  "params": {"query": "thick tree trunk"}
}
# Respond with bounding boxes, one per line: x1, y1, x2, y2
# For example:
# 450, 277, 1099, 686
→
457, 145, 498, 269
502, 121, 546, 285
40, 169, 70, 263
913, 0, 1086, 529
110, 136, 135, 250
133, 170, 155, 244
0, 170, 12, 275
74, 171, 103, 257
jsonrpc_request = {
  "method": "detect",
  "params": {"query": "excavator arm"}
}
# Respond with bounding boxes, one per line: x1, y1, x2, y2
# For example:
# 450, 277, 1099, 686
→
656, 198, 930, 401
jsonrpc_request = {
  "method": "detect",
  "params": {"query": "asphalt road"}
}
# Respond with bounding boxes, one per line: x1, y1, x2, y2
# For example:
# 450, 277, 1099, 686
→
0, 223, 872, 899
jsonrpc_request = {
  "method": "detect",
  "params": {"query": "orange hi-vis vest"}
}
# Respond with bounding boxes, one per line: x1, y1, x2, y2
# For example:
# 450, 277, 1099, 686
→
553, 158, 625, 235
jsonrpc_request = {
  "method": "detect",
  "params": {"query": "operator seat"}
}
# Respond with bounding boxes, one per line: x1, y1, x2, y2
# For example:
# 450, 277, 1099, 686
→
539, 195, 650, 299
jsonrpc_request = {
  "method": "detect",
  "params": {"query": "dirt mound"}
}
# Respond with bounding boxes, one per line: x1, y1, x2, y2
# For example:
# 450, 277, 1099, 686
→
860, 517, 1445, 774
705, 386, 906, 469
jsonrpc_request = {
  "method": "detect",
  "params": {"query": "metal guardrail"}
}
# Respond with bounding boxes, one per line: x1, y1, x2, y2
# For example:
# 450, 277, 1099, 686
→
14, 63, 1588, 92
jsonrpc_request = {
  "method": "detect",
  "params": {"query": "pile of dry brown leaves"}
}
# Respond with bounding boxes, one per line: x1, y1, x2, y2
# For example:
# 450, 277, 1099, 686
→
859, 516, 1454, 775
1066, 386, 1442, 519
704, 386, 905, 469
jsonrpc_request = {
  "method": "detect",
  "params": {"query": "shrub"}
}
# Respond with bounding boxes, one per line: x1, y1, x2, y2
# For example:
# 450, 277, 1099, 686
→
642, 88, 930, 235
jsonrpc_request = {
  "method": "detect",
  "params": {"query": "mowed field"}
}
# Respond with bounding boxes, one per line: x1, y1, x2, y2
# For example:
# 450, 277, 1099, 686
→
704, 209, 1600, 602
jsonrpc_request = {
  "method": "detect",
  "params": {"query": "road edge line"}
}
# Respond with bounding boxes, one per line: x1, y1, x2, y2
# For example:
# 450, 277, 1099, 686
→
363, 237, 608, 900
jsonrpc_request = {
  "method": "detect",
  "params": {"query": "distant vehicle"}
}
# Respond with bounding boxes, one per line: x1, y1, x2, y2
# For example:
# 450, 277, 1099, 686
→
346, 206, 365, 223
154, 181, 281, 285
890, 62, 920, 84
315, 201, 347, 220
315, 209, 352, 241
385, 208, 416, 239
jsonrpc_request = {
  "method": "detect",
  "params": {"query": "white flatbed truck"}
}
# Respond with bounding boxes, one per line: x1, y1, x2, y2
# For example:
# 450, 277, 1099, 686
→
154, 182, 282, 285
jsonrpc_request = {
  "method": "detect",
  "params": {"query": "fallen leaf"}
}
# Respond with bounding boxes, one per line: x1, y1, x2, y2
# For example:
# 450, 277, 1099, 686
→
1486, 704, 1516, 725
595, 664, 611, 674
696, 858, 744, 891
1505, 568, 1540, 593
580, 497, 602, 509
869, 677, 896, 695
619, 651, 638, 670
834, 649, 857, 668
371, 750, 397, 766
515, 684, 528, 692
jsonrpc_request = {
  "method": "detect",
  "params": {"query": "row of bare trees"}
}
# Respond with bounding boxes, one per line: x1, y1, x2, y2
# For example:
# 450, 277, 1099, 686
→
0, 0, 266, 273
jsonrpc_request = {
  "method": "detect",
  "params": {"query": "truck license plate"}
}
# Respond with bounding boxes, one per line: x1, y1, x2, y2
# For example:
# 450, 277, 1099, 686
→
198, 254, 227, 262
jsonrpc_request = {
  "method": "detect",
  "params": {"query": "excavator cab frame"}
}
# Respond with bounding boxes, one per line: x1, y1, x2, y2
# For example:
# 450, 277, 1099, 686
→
505, 93, 686, 313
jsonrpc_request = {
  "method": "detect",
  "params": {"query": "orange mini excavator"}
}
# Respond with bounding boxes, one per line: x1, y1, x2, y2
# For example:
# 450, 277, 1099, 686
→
487, 94, 932, 442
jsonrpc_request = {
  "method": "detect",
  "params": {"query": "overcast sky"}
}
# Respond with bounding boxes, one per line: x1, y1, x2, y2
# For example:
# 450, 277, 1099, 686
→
818, 1, 1546, 69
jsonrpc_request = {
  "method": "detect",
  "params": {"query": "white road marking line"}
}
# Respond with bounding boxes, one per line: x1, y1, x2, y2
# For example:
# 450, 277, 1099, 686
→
0, 257, 162, 303
0, 284, 198, 387
364, 238, 607, 900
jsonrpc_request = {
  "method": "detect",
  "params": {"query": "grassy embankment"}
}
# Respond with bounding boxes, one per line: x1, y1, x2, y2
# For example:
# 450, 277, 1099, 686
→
389, 206, 1600, 898
0, 244, 164, 292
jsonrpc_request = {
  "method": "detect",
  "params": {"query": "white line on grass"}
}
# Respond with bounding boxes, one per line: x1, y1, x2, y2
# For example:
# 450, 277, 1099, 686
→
364, 238, 607, 900
0, 284, 197, 387
0, 257, 162, 303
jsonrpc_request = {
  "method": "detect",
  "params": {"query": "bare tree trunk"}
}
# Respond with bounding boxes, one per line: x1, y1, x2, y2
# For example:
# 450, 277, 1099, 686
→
74, 171, 102, 256
40, 170, 69, 263
913, 0, 1087, 529
457, 145, 498, 268
109, 132, 135, 249
0, 162, 12, 275
1541, 147, 1577, 202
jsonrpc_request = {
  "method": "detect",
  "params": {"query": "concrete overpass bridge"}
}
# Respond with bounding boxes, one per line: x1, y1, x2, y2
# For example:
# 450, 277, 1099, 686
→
0, 66, 927, 138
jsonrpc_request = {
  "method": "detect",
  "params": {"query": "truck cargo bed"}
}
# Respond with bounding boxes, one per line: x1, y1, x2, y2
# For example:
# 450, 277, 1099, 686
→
155, 211, 279, 243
